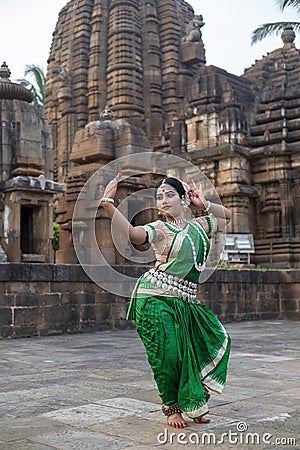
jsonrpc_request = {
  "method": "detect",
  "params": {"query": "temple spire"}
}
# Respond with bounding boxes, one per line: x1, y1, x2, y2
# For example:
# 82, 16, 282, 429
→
0, 62, 11, 82
281, 26, 296, 46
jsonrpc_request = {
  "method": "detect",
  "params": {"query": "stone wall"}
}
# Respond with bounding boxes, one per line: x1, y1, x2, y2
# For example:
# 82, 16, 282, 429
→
201, 269, 300, 322
0, 264, 299, 338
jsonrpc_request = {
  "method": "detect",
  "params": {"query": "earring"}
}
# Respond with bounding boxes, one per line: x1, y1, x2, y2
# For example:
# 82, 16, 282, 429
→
181, 200, 185, 206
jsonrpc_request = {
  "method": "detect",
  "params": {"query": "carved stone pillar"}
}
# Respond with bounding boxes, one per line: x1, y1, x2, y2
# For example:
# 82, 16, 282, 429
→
87, 0, 110, 122
279, 179, 294, 237
293, 176, 300, 237
260, 183, 282, 239
140, 0, 163, 142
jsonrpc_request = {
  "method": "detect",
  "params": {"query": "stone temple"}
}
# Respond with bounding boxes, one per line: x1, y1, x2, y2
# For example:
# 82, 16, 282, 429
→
44, 0, 300, 268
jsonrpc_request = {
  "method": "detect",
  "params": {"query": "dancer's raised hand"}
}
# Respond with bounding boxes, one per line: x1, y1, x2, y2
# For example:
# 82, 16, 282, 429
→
102, 172, 122, 201
188, 180, 208, 210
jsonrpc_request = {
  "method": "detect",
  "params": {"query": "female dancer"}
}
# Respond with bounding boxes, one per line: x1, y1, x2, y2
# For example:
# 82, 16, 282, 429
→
100, 174, 232, 428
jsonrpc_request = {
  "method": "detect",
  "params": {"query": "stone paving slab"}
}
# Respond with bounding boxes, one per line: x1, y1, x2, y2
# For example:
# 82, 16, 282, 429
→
31, 430, 136, 450
0, 320, 299, 449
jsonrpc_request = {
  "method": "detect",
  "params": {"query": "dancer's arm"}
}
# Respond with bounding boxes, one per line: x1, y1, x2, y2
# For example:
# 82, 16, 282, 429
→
101, 174, 147, 245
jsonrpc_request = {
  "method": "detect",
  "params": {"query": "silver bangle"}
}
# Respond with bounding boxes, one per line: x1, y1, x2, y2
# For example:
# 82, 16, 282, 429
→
100, 197, 115, 204
204, 200, 211, 213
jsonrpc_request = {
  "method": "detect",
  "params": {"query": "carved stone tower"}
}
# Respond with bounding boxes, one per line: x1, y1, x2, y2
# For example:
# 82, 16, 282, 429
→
45, 0, 206, 184
45, 0, 206, 263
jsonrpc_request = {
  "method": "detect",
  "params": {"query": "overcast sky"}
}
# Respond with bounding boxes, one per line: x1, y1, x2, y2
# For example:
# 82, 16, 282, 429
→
1, 0, 299, 82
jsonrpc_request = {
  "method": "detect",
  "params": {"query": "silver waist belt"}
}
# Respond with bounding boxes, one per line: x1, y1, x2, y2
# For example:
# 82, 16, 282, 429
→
144, 268, 198, 302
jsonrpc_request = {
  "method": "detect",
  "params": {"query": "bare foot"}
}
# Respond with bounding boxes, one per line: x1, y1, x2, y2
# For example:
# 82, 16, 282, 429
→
167, 412, 188, 428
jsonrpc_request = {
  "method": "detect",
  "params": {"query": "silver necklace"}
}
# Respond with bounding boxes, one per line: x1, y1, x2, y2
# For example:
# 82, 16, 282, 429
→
169, 218, 187, 227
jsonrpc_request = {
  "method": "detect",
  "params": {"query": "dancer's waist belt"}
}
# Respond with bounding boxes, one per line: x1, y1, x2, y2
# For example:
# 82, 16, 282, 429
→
144, 268, 197, 303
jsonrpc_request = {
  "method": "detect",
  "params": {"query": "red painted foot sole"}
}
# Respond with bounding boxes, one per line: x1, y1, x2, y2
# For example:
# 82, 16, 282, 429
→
193, 417, 211, 424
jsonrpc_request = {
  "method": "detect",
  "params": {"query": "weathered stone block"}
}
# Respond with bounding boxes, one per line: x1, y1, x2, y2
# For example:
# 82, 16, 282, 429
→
280, 298, 298, 312
279, 283, 300, 301
94, 303, 110, 320
29, 264, 55, 281
36, 293, 61, 306
28, 282, 51, 294
14, 308, 38, 326
53, 265, 89, 282
259, 291, 279, 313
81, 304, 96, 322
15, 293, 39, 307
71, 125, 114, 163
0, 307, 12, 325
279, 270, 300, 283
5, 281, 27, 294
0, 264, 11, 281
8, 264, 31, 282
43, 304, 79, 329
51, 282, 83, 294
0, 294, 15, 307
110, 303, 129, 320
59, 292, 76, 305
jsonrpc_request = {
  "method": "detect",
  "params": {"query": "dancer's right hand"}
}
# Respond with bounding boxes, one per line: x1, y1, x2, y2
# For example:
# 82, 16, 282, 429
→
103, 172, 122, 200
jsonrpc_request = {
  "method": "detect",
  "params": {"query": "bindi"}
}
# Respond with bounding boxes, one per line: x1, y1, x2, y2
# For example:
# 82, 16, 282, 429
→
160, 179, 167, 193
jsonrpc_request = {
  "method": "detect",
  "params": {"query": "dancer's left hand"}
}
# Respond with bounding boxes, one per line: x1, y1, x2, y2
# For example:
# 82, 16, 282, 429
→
188, 180, 208, 210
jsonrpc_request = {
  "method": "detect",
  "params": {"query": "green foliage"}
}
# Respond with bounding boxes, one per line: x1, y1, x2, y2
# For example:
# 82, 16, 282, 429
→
17, 64, 46, 111
252, 21, 300, 43
251, 0, 300, 44
277, 0, 300, 13
52, 222, 60, 252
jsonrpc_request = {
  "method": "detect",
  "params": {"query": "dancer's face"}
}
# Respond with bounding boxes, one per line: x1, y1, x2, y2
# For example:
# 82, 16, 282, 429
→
156, 184, 184, 219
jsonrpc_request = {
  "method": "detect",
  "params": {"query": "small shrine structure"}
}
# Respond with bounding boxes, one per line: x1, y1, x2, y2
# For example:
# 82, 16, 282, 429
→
0, 62, 65, 263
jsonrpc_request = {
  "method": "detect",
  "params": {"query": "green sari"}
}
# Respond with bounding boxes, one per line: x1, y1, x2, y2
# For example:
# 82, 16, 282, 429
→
126, 217, 230, 419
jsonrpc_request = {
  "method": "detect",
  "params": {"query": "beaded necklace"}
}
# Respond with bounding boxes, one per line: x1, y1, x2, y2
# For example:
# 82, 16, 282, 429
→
186, 221, 209, 272
169, 218, 187, 228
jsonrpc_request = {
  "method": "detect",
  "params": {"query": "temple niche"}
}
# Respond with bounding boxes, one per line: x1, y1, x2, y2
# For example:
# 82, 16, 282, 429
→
45, 0, 300, 268
0, 63, 65, 263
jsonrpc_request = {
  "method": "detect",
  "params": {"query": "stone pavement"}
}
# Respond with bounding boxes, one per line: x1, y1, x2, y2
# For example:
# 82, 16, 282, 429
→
0, 320, 299, 450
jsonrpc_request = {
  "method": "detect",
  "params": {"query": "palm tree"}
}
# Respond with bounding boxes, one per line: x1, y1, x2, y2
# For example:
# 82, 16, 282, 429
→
17, 64, 46, 111
251, 0, 300, 44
